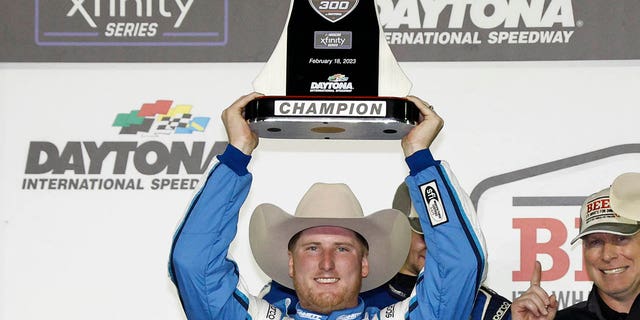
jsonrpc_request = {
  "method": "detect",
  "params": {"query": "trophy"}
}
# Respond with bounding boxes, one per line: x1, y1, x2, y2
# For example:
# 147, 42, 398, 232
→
245, 0, 419, 140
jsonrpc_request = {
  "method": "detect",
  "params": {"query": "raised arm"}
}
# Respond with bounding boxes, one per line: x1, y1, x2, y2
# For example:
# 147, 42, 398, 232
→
169, 93, 281, 320
397, 97, 487, 319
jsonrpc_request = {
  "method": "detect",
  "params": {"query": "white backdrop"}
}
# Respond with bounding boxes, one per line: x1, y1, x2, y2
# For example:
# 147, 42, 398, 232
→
1, 60, 639, 319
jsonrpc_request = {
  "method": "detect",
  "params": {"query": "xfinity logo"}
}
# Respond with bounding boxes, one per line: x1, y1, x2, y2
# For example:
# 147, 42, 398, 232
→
314, 31, 352, 49
35, 0, 228, 46
67, 0, 194, 28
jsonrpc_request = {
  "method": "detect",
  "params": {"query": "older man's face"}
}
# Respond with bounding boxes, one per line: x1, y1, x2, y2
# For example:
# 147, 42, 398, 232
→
288, 226, 368, 314
583, 232, 640, 306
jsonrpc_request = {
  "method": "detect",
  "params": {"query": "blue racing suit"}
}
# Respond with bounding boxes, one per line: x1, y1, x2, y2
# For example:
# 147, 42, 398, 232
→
170, 145, 486, 319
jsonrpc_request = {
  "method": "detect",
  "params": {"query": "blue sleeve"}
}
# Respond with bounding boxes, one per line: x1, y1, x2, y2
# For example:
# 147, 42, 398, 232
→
169, 144, 254, 320
405, 149, 486, 319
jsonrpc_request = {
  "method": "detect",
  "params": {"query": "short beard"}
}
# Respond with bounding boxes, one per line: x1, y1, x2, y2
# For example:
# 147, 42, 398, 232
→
294, 281, 360, 314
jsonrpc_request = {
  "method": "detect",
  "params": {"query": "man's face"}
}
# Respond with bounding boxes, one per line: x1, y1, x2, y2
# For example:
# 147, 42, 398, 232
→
582, 232, 640, 305
401, 230, 427, 276
288, 226, 369, 314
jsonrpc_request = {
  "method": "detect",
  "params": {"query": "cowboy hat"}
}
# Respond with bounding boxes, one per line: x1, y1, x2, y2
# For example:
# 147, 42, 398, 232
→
392, 182, 423, 234
610, 172, 640, 221
249, 183, 411, 292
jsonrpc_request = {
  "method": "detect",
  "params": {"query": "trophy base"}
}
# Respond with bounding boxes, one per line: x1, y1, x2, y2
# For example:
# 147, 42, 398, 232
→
245, 96, 420, 140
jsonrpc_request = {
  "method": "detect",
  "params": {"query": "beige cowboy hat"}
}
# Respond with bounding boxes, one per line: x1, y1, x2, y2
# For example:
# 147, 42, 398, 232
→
610, 172, 640, 221
249, 183, 411, 292
392, 182, 423, 234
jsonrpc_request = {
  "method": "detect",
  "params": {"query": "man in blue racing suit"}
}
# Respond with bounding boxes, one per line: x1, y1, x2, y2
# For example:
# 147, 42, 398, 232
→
260, 182, 511, 320
169, 92, 486, 319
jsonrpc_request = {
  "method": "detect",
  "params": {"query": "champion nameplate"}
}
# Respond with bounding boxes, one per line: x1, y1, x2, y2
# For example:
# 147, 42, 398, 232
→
309, 0, 360, 22
275, 100, 386, 117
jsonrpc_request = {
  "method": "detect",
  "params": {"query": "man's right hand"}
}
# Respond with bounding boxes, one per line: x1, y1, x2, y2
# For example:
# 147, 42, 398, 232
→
511, 261, 558, 320
221, 92, 263, 155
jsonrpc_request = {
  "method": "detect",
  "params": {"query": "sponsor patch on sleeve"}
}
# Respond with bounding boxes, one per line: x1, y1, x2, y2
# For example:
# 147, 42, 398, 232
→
420, 180, 449, 227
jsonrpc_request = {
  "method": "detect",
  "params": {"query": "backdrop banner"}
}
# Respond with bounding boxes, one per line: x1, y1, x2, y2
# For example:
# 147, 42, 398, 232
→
2, 61, 639, 319
1, 0, 639, 62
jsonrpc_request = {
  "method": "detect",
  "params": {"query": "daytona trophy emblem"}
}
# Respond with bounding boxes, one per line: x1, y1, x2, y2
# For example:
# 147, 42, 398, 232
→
246, 0, 419, 140
309, 0, 359, 22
